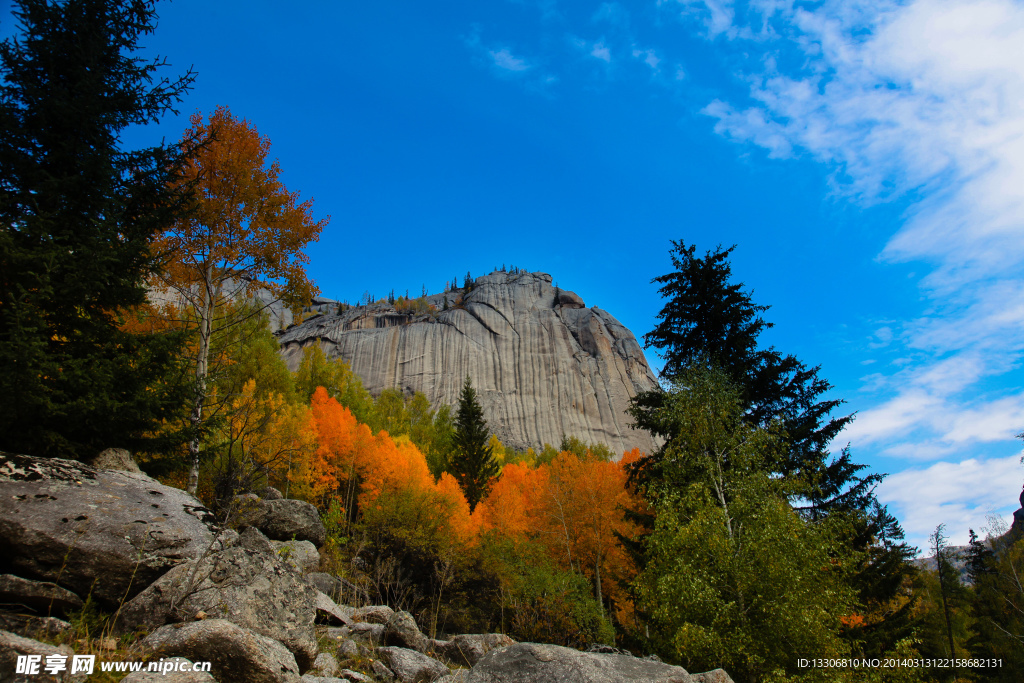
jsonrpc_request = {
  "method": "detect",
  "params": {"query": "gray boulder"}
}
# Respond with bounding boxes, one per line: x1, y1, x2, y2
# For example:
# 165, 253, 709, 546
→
311, 652, 340, 677
0, 574, 82, 617
118, 528, 317, 670
0, 453, 218, 609
121, 656, 217, 683
466, 642, 694, 682
272, 540, 320, 574
255, 499, 326, 548
370, 659, 395, 680
0, 629, 84, 683
307, 573, 343, 601
350, 605, 393, 625
261, 486, 284, 500
437, 634, 514, 667
691, 671, 734, 683
140, 619, 301, 683
376, 647, 449, 683
348, 622, 384, 645
383, 611, 426, 652
0, 613, 70, 637
315, 591, 354, 626
87, 448, 142, 474
435, 673, 469, 683
339, 671, 371, 682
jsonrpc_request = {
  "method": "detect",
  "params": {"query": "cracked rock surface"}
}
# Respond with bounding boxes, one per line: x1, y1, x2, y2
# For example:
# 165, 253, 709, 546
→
0, 452, 218, 608
279, 271, 660, 455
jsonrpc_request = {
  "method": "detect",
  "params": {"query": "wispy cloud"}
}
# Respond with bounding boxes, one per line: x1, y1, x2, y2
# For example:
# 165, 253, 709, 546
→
661, 0, 739, 39
877, 455, 1022, 549
684, 0, 1024, 536
590, 40, 612, 62
490, 48, 531, 72
464, 25, 556, 89
632, 47, 661, 72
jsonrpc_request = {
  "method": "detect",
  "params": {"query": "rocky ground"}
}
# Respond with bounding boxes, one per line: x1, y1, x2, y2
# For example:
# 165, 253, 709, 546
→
0, 450, 732, 683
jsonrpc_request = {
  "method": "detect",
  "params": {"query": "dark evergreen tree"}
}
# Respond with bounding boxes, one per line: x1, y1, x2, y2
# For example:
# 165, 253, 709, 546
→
629, 240, 877, 513
625, 240, 919, 660
931, 525, 963, 664
965, 527, 1024, 678
844, 501, 920, 658
450, 375, 499, 512
0, 0, 195, 459
966, 528, 995, 585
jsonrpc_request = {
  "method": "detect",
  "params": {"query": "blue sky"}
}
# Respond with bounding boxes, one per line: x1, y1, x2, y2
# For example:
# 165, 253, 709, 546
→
6, 0, 1024, 551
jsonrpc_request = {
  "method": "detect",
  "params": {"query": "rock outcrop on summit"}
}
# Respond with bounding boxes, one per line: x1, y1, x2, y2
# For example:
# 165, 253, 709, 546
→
278, 271, 660, 455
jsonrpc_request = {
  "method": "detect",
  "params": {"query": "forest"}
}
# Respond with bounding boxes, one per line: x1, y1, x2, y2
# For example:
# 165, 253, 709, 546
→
0, 1, 1022, 682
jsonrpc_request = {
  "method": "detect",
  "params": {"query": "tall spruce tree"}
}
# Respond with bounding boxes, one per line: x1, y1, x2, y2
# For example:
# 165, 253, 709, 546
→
0, 0, 195, 459
627, 240, 921, 660
630, 240, 878, 513
450, 375, 499, 512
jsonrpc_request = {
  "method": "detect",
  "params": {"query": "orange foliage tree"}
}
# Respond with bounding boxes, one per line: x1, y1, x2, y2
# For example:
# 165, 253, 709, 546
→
295, 387, 480, 547
480, 449, 643, 619
151, 105, 329, 495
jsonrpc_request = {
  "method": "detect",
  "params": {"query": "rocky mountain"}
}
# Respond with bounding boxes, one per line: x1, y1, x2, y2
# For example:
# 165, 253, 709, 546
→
277, 270, 661, 456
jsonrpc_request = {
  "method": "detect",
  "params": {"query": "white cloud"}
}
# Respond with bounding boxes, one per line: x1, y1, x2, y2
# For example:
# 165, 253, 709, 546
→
701, 0, 1024, 284
877, 455, 1022, 550
490, 48, 531, 72
632, 47, 661, 71
590, 41, 612, 62
663, 0, 739, 38
843, 388, 943, 447
688, 4, 1024, 545
465, 26, 557, 90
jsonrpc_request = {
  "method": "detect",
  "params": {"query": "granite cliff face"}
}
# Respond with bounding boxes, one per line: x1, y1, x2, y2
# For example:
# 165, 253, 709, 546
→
277, 271, 660, 455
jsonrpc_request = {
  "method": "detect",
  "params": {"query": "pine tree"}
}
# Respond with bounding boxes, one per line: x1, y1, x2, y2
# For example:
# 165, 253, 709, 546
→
0, 0, 194, 459
630, 240, 876, 514
931, 525, 961, 664
450, 375, 499, 512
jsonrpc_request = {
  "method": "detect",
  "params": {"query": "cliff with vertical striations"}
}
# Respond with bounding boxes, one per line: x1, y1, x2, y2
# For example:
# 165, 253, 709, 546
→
277, 271, 660, 455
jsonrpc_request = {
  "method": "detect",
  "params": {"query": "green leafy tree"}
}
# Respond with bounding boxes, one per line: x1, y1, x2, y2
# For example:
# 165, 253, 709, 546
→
0, 0, 195, 459
451, 375, 499, 512
294, 345, 372, 424
633, 364, 856, 681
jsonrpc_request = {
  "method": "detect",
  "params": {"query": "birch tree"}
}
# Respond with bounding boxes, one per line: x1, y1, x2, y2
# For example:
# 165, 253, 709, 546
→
152, 105, 328, 495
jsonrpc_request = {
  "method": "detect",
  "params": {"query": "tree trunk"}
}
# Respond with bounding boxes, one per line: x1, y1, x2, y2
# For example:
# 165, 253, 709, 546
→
186, 266, 216, 497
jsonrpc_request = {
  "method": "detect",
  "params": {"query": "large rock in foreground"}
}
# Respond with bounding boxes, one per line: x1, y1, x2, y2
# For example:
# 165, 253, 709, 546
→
139, 620, 301, 683
119, 528, 317, 670
0, 452, 218, 609
466, 642, 693, 683
279, 271, 660, 455
0, 629, 84, 683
